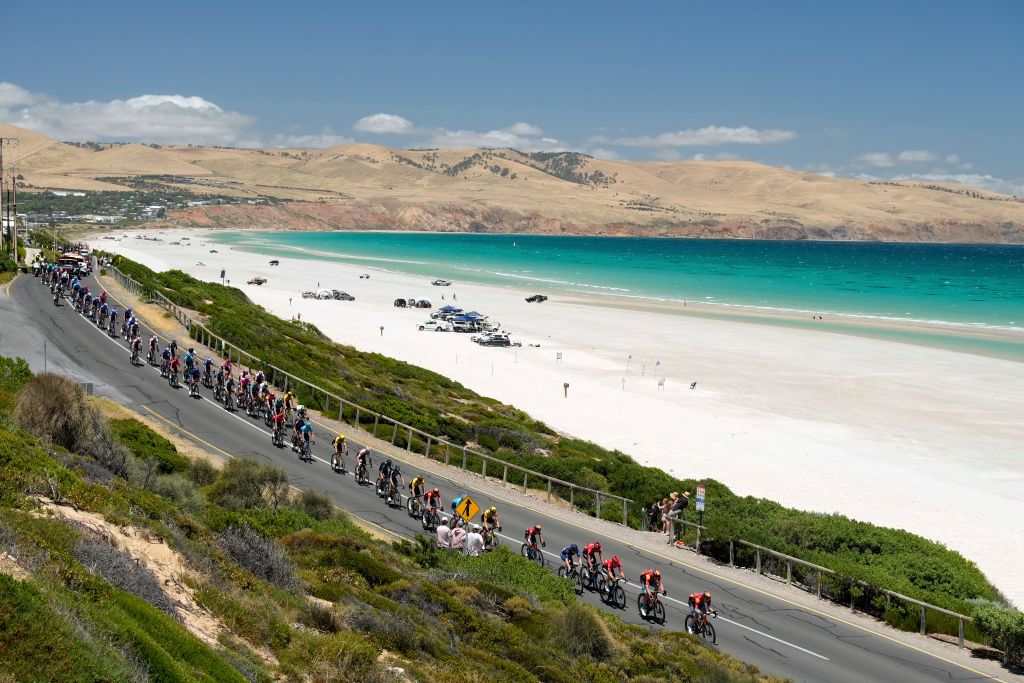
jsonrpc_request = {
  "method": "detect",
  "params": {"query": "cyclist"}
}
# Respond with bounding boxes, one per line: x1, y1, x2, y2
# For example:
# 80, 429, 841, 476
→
356, 447, 372, 480
189, 366, 202, 396
130, 334, 142, 362
184, 347, 196, 373
272, 404, 287, 442
688, 591, 716, 629
109, 308, 119, 334
639, 569, 667, 617
524, 523, 545, 554
169, 354, 181, 384
160, 344, 172, 376
387, 462, 404, 503
169, 339, 178, 358
284, 390, 296, 417
451, 492, 469, 519
254, 369, 265, 385
583, 541, 604, 573
224, 373, 236, 406
298, 419, 313, 456
409, 473, 425, 501
424, 487, 442, 517
99, 290, 107, 305
560, 543, 580, 573
202, 356, 214, 383
331, 434, 348, 470
601, 555, 628, 585
481, 506, 500, 534
377, 458, 393, 492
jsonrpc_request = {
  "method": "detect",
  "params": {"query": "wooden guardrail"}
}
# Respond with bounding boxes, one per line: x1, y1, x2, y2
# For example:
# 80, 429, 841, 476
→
664, 513, 974, 648
106, 265, 634, 525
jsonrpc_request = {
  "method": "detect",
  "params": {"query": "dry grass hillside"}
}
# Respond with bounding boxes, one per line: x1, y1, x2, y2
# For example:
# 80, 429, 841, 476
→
4, 123, 1022, 242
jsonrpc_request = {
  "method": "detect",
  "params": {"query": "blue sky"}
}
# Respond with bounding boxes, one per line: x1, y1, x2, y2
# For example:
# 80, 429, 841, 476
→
3, 1, 1022, 193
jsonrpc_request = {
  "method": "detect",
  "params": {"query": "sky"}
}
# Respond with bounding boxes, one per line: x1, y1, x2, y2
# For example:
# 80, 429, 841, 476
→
3, 0, 1023, 194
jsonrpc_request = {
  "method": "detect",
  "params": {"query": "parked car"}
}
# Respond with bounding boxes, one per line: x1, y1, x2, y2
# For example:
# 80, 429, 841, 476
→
247, 277, 267, 285
269, 260, 280, 266
359, 273, 370, 279
476, 333, 512, 347
394, 298, 408, 308
418, 320, 453, 332
332, 290, 355, 301
431, 279, 452, 286
301, 291, 316, 299
315, 289, 334, 299
525, 294, 548, 303
451, 320, 476, 333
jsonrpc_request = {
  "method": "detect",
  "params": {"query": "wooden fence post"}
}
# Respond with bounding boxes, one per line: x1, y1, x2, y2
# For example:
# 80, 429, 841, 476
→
407, 427, 413, 451
481, 458, 487, 478
547, 480, 552, 503
920, 606, 927, 635
729, 541, 735, 567
595, 492, 602, 519
461, 449, 467, 470
786, 560, 792, 584
756, 548, 762, 575
373, 414, 379, 437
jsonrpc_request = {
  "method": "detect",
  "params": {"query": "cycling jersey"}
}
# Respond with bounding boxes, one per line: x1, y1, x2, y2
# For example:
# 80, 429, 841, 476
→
333, 436, 347, 449
425, 490, 441, 507
602, 557, 622, 572
203, 358, 214, 369
688, 592, 712, 613
640, 570, 662, 591
525, 526, 542, 540
389, 466, 402, 482
560, 544, 579, 561
410, 475, 424, 489
481, 509, 498, 521
169, 357, 181, 370
584, 543, 602, 558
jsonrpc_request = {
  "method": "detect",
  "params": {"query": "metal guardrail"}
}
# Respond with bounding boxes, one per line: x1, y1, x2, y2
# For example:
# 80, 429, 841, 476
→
663, 513, 974, 648
105, 265, 634, 525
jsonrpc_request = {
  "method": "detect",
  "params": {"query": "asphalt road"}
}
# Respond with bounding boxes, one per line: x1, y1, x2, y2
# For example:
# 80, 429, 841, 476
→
5, 271, 1005, 683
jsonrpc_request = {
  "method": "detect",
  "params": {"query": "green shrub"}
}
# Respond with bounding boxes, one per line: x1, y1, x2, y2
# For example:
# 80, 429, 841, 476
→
973, 602, 1024, 665
207, 459, 289, 511
110, 419, 190, 473
291, 489, 335, 521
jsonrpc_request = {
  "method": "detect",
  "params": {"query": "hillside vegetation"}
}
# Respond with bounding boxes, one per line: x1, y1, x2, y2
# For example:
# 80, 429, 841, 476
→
5, 122, 1023, 243
106, 255, 1018, 644
0, 356, 785, 682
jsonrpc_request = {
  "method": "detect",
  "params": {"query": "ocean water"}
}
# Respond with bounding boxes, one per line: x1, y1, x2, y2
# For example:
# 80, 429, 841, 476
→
212, 232, 1024, 359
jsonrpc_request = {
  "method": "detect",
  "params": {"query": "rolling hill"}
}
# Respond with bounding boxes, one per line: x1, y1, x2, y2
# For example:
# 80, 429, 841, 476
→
4, 123, 1022, 242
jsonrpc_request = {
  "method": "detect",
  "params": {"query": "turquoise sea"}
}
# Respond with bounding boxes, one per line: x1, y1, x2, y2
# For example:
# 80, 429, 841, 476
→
212, 232, 1024, 360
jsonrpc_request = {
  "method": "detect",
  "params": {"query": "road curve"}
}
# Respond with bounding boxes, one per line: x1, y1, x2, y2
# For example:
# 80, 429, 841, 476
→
4, 271, 1006, 683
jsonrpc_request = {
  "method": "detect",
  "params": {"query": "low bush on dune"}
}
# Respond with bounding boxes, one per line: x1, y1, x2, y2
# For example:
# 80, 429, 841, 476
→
102, 255, 1011, 626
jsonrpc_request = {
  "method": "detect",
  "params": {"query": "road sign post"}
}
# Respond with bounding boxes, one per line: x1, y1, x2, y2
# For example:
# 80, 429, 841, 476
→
696, 484, 706, 547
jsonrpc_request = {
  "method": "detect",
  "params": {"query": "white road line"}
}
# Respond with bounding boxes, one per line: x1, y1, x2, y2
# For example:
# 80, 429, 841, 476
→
71, 286, 831, 663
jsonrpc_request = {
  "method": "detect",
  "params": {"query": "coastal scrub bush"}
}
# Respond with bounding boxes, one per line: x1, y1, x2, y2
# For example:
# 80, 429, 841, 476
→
217, 525, 300, 591
71, 531, 178, 617
110, 419, 190, 474
290, 489, 334, 521
972, 602, 1024, 665
207, 458, 289, 511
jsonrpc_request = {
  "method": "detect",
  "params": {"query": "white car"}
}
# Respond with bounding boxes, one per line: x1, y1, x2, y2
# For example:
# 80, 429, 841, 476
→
431, 279, 452, 286
418, 320, 453, 332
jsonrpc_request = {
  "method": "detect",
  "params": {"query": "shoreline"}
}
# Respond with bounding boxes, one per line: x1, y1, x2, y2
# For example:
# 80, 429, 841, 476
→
95, 228, 1024, 606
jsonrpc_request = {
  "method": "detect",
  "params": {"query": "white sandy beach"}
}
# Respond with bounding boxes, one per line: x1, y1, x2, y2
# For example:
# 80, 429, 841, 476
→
98, 230, 1024, 605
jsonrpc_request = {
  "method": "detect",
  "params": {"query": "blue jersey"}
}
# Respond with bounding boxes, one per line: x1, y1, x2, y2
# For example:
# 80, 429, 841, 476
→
560, 544, 579, 560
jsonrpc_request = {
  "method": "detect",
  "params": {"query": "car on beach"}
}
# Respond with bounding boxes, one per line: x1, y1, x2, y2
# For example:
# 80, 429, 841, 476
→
431, 279, 452, 286
332, 290, 355, 301
525, 294, 548, 303
475, 333, 512, 347
418, 320, 453, 332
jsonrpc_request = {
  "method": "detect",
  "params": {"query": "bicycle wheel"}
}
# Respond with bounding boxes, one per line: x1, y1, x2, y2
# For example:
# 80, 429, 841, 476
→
521, 543, 531, 559
557, 566, 569, 579
703, 621, 716, 644
573, 571, 583, 595
637, 593, 646, 618
653, 600, 665, 625
684, 614, 696, 634
613, 585, 625, 609
534, 548, 545, 567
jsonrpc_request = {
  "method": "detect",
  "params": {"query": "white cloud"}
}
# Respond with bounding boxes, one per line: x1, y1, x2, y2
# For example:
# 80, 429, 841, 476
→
353, 113, 415, 134
894, 173, 1024, 197
588, 147, 621, 160
859, 152, 895, 167
945, 154, 960, 164
691, 153, 706, 161
614, 125, 796, 147
0, 82, 257, 146
504, 122, 542, 136
896, 149, 936, 163
271, 129, 354, 148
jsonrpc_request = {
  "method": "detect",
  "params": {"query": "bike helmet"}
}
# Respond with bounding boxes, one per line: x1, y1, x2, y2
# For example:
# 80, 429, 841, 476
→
535, 523, 542, 530
611, 555, 620, 563
433, 487, 440, 494
592, 542, 602, 552
385, 459, 392, 467
188, 347, 194, 353
489, 506, 496, 513
703, 591, 711, 599
654, 569, 661, 578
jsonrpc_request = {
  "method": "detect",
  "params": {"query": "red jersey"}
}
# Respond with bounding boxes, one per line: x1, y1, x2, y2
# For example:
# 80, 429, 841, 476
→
602, 557, 622, 571
584, 543, 602, 557
690, 592, 711, 608
640, 570, 661, 586
526, 526, 542, 537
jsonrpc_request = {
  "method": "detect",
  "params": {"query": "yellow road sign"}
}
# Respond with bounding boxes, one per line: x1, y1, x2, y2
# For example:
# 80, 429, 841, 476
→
456, 495, 480, 523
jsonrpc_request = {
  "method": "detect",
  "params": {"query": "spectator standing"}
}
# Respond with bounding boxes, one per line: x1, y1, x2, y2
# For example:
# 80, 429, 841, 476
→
647, 500, 662, 532
436, 517, 452, 549
466, 525, 484, 556
660, 498, 673, 535
451, 519, 467, 552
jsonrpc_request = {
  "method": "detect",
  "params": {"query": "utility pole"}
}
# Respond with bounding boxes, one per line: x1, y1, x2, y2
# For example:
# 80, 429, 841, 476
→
0, 137, 20, 258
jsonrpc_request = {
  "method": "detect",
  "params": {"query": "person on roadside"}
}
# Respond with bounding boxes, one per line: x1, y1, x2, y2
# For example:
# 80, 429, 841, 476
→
451, 519, 467, 552
660, 498, 673, 535
436, 516, 452, 549
648, 500, 662, 532
466, 524, 484, 557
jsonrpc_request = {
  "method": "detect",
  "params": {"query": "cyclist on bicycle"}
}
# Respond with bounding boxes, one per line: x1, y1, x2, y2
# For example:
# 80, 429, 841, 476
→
639, 569, 667, 616
409, 474, 425, 501
130, 334, 142, 360
451, 493, 469, 519
388, 463, 404, 502
524, 523, 545, 553
583, 541, 604, 572
601, 555, 628, 584
424, 487, 442, 515
299, 419, 313, 453
109, 308, 119, 332
688, 591, 717, 628
331, 434, 348, 470
560, 543, 580, 573
272, 405, 287, 440
184, 348, 196, 373
481, 506, 500, 534
356, 447, 372, 479
169, 339, 178, 358
169, 354, 181, 381
377, 459, 393, 491
189, 367, 202, 394
203, 356, 214, 377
